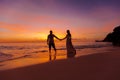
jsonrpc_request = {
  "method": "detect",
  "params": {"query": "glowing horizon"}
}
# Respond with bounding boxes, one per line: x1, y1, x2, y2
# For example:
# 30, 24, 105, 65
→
0, 0, 120, 42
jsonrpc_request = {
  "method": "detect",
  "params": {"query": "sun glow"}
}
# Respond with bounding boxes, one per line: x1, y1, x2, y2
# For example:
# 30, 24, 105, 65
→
36, 32, 65, 40
36, 33, 48, 40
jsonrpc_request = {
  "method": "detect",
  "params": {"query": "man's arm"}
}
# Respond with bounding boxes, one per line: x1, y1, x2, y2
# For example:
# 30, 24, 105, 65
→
54, 35, 61, 40
47, 35, 49, 45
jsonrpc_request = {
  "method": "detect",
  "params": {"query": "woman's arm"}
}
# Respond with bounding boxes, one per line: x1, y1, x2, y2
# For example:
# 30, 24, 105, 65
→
61, 35, 67, 40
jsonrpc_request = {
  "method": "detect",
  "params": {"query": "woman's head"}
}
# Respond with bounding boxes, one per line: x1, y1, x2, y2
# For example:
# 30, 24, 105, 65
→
66, 30, 71, 37
67, 30, 70, 34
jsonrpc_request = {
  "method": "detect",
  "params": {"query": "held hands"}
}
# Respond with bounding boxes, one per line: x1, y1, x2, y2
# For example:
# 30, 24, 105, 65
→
60, 39, 62, 41
59, 39, 64, 41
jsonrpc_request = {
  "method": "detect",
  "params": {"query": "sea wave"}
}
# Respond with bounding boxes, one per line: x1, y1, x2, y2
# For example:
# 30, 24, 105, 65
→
0, 52, 31, 62
0, 42, 112, 62
0, 52, 13, 62
57, 43, 112, 50
0, 45, 45, 50
74, 43, 112, 49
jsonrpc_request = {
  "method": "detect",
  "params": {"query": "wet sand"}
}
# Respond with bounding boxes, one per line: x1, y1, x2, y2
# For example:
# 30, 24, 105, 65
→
0, 48, 120, 80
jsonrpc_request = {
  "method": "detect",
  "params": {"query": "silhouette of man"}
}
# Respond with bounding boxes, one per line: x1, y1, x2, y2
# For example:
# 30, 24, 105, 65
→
47, 30, 60, 60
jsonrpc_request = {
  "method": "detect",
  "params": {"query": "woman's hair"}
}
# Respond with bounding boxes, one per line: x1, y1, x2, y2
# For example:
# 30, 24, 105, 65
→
67, 30, 71, 37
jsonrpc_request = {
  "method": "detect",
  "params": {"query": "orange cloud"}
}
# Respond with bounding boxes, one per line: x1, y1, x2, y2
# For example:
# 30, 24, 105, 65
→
0, 22, 32, 33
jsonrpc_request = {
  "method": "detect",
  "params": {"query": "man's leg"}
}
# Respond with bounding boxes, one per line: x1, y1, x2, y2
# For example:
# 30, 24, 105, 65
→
52, 43, 56, 60
51, 43, 56, 52
49, 44, 52, 60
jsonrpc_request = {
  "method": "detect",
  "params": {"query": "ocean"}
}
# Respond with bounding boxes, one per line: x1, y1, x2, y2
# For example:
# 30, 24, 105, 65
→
0, 40, 112, 70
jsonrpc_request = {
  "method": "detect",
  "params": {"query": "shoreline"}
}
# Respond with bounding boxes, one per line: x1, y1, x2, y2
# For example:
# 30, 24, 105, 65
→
0, 46, 117, 70
0, 47, 120, 80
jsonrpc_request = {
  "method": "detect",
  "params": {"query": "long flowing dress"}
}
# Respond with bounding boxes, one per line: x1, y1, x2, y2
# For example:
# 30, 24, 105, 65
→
66, 34, 76, 58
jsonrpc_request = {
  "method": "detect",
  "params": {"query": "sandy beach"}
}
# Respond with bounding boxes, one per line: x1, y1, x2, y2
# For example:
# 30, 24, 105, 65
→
0, 47, 120, 80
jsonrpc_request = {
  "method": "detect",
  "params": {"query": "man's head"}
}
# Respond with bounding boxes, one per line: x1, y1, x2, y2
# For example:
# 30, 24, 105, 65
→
50, 30, 53, 34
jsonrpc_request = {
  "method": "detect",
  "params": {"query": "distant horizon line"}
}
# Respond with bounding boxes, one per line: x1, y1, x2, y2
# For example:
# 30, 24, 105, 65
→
0, 39, 100, 43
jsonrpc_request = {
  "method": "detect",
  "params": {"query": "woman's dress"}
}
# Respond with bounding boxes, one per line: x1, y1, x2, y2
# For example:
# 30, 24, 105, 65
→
66, 35, 76, 58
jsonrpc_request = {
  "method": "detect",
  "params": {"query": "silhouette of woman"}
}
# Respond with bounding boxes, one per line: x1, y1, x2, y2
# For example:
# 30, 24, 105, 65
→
61, 30, 76, 58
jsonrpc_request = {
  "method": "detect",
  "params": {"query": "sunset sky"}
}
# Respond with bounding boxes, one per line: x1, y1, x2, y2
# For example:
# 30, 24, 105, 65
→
0, 0, 120, 42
